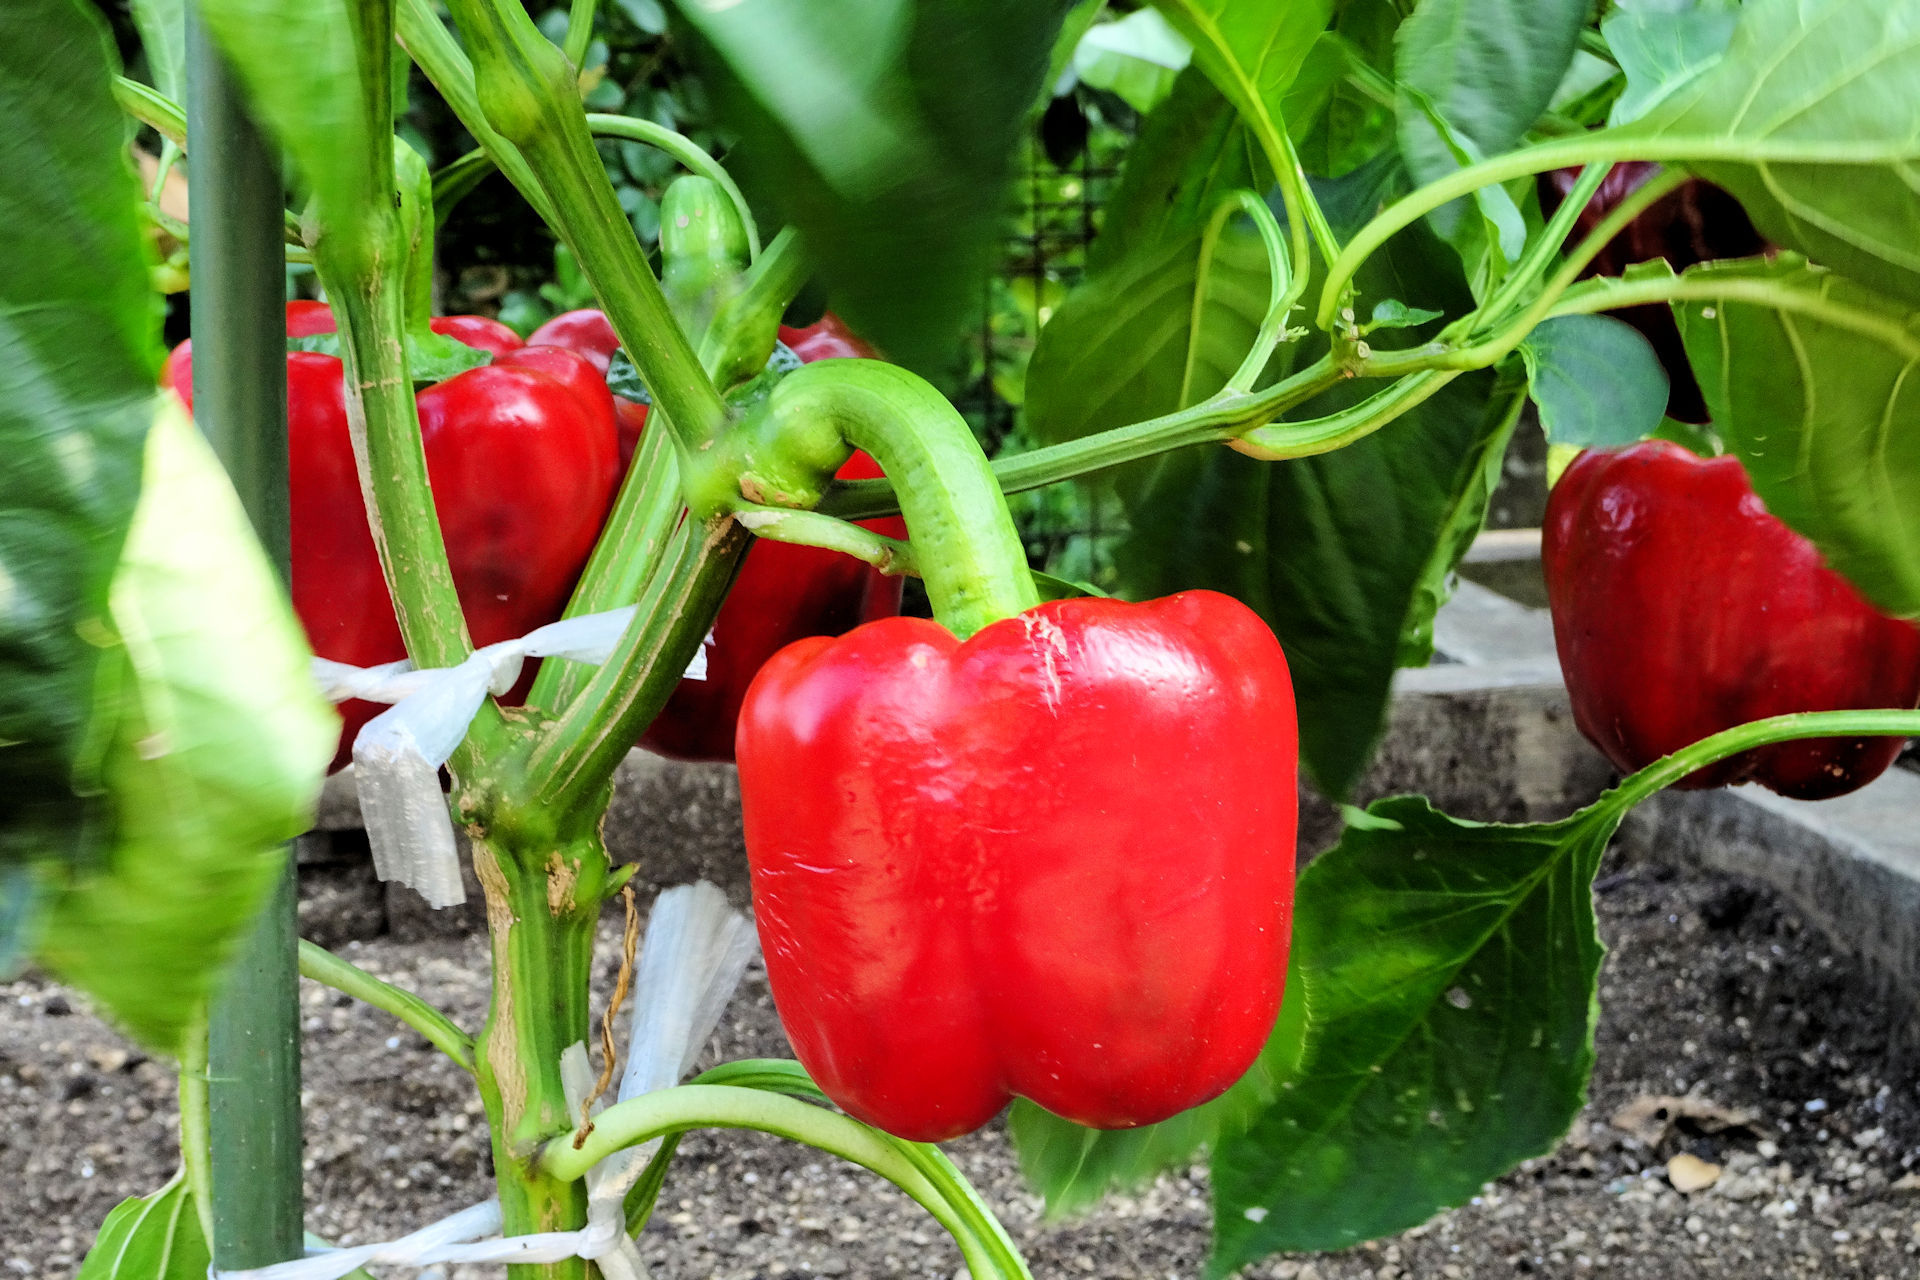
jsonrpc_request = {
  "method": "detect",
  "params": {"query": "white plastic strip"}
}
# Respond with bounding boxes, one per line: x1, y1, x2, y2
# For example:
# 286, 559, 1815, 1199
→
212, 882, 757, 1280
314, 606, 710, 907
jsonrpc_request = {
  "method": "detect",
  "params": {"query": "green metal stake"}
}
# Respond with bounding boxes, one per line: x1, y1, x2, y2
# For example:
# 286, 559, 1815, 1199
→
185, 7, 306, 1267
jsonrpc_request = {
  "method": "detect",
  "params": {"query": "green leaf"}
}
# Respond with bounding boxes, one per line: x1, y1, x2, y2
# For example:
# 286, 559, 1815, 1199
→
35, 401, 337, 1052
1669, 253, 1920, 618
669, 0, 1074, 372
1395, 371, 1528, 670
130, 0, 187, 103
1365, 298, 1444, 332
1208, 794, 1621, 1270
1394, 0, 1588, 243
1012, 964, 1306, 1216
1295, 7, 1401, 179
1154, 0, 1335, 165
288, 330, 492, 385
1073, 9, 1193, 116
76, 1173, 211, 1280
1519, 313, 1670, 447
194, 0, 367, 230
0, 0, 160, 876
1602, 1, 1739, 126
1083, 66, 1269, 274
1114, 368, 1521, 797
1614, 0, 1920, 306
1027, 227, 1274, 450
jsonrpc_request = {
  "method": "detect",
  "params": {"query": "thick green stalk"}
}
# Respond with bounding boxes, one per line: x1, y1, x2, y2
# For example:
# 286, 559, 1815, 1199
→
715, 360, 1040, 639
184, 14, 303, 1266
818, 354, 1346, 520
309, 0, 482, 683
440, 0, 728, 453
529, 518, 752, 817
470, 832, 609, 1280
524, 419, 684, 712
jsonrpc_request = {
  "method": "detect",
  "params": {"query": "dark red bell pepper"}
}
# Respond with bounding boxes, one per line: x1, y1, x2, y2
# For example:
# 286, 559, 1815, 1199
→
528, 308, 910, 762
736, 591, 1298, 1141
166, 303, 620, 769
1544, 441, 1920, 799
1543, 164, 1767, 423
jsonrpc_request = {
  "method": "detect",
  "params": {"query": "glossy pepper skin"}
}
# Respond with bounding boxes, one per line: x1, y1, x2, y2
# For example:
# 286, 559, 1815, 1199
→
1544, 441, 1920, 799
166, 303, 620, 769
530, 308, 910, 761
737, 592, 1298, 1141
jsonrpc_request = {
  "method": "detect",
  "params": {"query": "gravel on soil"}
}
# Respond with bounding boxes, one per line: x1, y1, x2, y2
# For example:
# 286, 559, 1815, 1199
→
7, 840, 1920, 1279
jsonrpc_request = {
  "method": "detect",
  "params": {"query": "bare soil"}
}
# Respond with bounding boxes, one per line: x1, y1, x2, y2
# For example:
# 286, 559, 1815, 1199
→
7, 837, 1920, 1279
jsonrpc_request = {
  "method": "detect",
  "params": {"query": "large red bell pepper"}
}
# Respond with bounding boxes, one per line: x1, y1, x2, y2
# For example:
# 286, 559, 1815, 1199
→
528, 308, 909, 761
166, 303, 620, 768
736, 591, 1298, 1141
1544, 441, 1920, 799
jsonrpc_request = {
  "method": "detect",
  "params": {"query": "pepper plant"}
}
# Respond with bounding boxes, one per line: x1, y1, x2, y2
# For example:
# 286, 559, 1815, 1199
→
11, 0, 1920, 1276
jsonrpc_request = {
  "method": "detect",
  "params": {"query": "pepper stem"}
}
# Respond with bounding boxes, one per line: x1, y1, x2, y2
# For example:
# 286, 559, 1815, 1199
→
720, 360, 1039, 639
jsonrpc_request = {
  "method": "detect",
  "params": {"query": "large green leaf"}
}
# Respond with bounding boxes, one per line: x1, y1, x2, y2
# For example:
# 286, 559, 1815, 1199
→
669, 0, 1074, 372
1519, 313, 1671, 448
1011, 964, 1306, 1216
1615, 0, 1920, 304
1154, 0, 1334, 164
1668, 254, 1920, 618
1394, 0, 1588, 241
1116, 367, 1519, 797
1208, 794, 1622, 1271
0, 0, 159, 875
76, 1174, 210, 1280
1028, 67, 1273, 449
35, 401, 337, 1053
130, 0, 187, 104
1072, 8, 1192, 117
194, 0, 367, 226
1602, 0, 1739, 126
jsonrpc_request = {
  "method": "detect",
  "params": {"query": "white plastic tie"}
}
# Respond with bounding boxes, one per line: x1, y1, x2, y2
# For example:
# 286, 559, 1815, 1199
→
212, 883, 757, 1280
316, 606, 711, 907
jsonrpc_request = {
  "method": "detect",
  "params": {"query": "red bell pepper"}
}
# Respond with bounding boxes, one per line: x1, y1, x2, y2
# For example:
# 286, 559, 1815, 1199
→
528, 308, 910, 762
165, 303, 620, 769
736, 591, 1298, 1141
1544, 441, 1920, 799
1543, 164, 1767, 423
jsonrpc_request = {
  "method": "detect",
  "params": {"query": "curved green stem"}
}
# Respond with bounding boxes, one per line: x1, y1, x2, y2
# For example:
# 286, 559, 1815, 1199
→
1472, 160, 1611, 328
1233, 369, 1461, 460
1608, 710, 1920, 812
1192, 191, 1294, 395
736, 504, 917, 576
297, 940, 476, 1073
818, 354, 1346, 520
724, 360, 1039, 638
1309, 127, 1881, 329
585, 114, 759, 258
538, 1085, 1023, 1279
